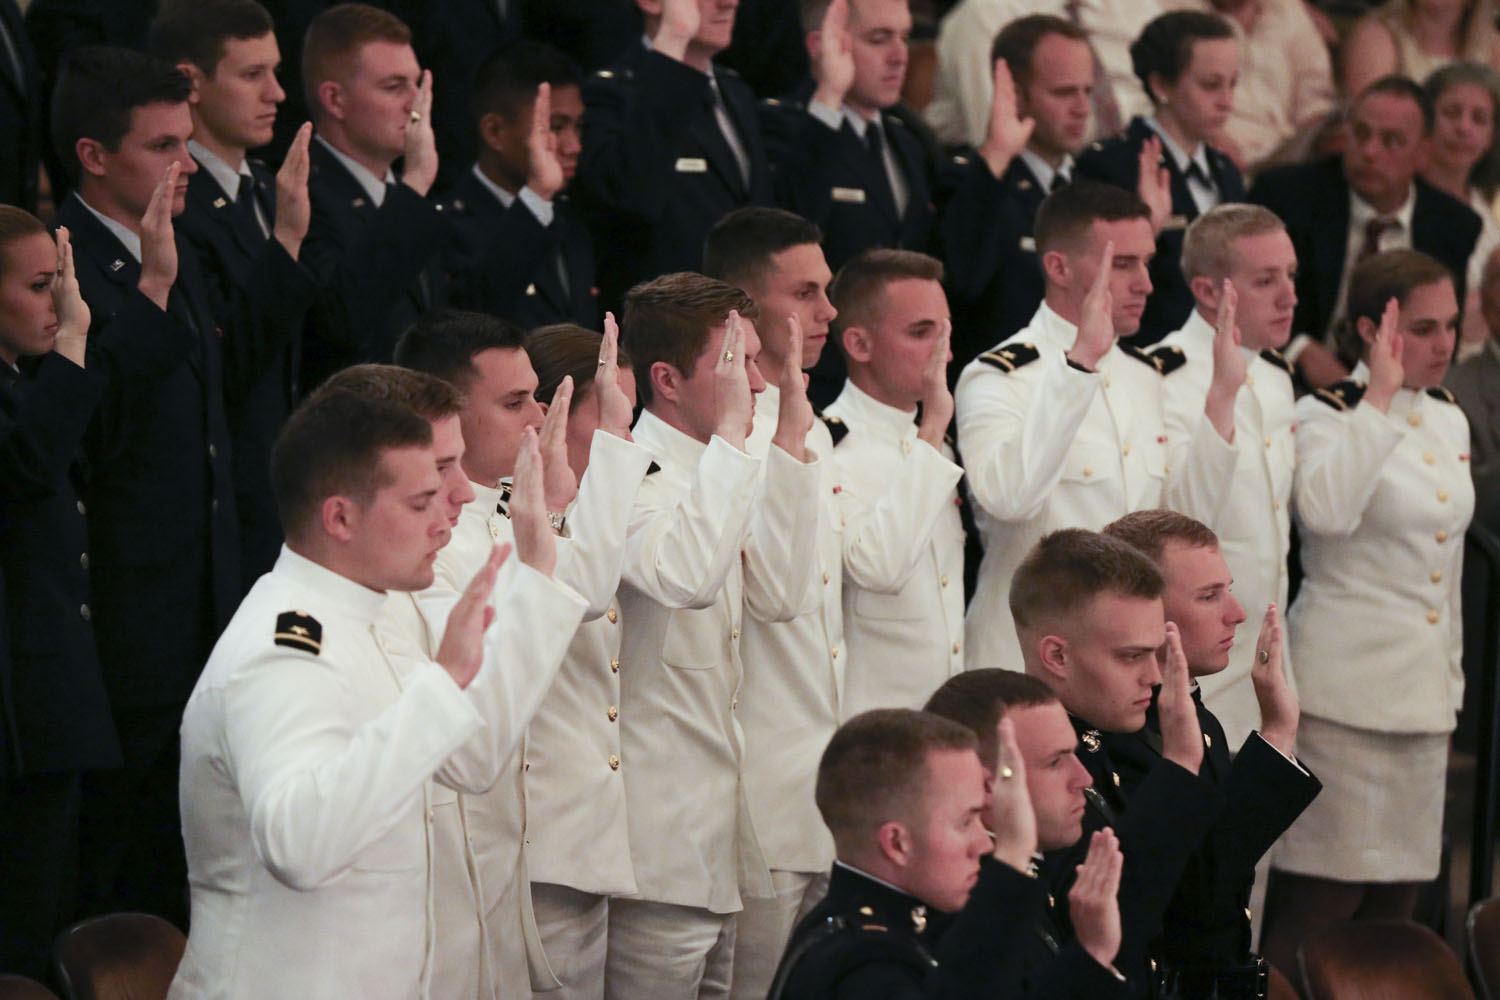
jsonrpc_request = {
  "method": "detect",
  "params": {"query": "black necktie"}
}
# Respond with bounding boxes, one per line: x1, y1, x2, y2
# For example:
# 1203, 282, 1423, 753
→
234, 173, 262, 239
866, 121, 885, 163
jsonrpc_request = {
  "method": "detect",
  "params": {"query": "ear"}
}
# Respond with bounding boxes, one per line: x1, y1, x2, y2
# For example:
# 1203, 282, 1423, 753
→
649, 359, 682, 405
1041, 248, 1071, 289
320, 494, 357, 543
537, 399, 550, 416
316, 79, 344, 122
636, 0, 663, 16
1188, 274, 1220, 313
1037, 633, 1069, 683
876, 819, 914, 867
841, 324, 874, 364
1355, 313, 1380, 348
176, 61, 205, 103
805, 30, 822, 65
478, 111, 509, 154
75, 138, 108, 179
1147, 71, 1170, 107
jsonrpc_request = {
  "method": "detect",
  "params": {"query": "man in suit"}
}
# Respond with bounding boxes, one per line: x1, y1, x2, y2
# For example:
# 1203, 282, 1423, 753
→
575, 0, 774, 312
150, 0, 319, 586
1249, 75, 1480, 390
0, 0, 43, 212
50, 44, 310, 927
767, 707, 1124, 999
1102, 510, 1320, 996
299, 2, 447, 390
443, 41, 600, 331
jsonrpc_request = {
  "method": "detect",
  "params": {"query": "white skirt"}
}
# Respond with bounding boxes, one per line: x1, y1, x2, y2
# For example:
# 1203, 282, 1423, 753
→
1272, 715, 1448, 882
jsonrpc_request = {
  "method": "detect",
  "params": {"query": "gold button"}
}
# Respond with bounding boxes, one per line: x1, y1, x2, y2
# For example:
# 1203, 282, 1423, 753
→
732, 698, 738, 710
1408, 412, 1423, 427
80, 552, 89, 569
1112, 771, 1121, 786
902, 441, 911, 455
1104, 375, 1112, 389
1437, 530, 1449, 543
1204, 732, 1213, 748
426, 808, 434, 821
1427, 610, 1440, 625
1424, 452, 1436, 465
1246, 374, 1255, 387
940, 574, 949, 588
607, 607, 618, 624
524, 759, 530, 771
1082, 467, 1093, 477
1438, 489, 1449, 503
608, 705, 618, 722
1123, 443, 1131, 456
1164, 464, 1171, 474
208, 443, 217, 459
831, 646, 839, 659
610, 657, 620, 673
1431, 570, 1443, 584
952, 641, 961, 654
731, 627, 740, 640
1245, 907, 1253, 922
76, 500, 86, 515
608, 755, 620, 770
1264, 436, 1272, 449
79, 604, 91, 621
822, 571, 830, 584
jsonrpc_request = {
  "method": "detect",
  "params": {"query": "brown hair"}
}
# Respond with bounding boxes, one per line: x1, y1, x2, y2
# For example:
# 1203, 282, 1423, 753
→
815, 709, 978, 851
0, 207, 47, 282
829, 248, 944, 341
1034, 179, 1153, 257
620, 272, 758, 407
990, 14, 1089, 88
1179, 203, 1287, 282
924, 670, 1058, 772
309, 363, 466, 420
302, 3, 411, 117
1333, 249, 1454, 363
526, 323, 633, 406
1010, 528, 1165, 630
149, 0, 275, 76
1102, 509, 1220, 564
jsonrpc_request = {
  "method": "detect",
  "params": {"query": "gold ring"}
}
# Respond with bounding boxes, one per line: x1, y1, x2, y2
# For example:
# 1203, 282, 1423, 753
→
410, 110, 423, 123
722, 350, 735, 364
1258, 649, 1270, 664
999, 766, 1014, 780
597, 358, 608, 367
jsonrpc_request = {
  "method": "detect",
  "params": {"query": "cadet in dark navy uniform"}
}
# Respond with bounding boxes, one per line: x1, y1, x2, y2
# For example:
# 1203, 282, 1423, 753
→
1075, 11, 1245, 346
769, 707, 1128, 1000
442, 41, 600, 330
574, 0, 773, 312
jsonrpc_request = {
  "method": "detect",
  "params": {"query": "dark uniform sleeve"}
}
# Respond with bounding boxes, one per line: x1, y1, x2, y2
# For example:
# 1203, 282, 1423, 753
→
1213, 735, 1321, 888
0, 354, 102, 503
446, 196, 552, 317
210, 239, 318, 424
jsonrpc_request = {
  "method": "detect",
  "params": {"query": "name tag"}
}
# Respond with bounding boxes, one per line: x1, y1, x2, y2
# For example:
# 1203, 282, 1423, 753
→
675, 157, 708, 173
831, 186, 866, 204
1019, 235, 1036, 252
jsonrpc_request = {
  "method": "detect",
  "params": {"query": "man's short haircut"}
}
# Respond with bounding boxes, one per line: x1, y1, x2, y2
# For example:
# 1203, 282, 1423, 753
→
1179, 203, 1288, 282
1335, 248, 1454, 360
271, 389, 432, 539
620, 272, 759, 407
302, 3, 411, 115
702, 207, 825, 290
51, 46, 192, 184
1102, 509, 1220, 565
1034, 179, 1152, 257
1009, 528, 1165, 630
828, 248, 944, 340
1354, 74, 1436, 134
149, 0, 275, 76
310, 363, 466, 421
990, 14, 1089, 87
924, 670, 1058, 772
471, 39, 583, 128
393, 309, 528, 394
526, 323, 633, 406
815, 709, 977, 849
801, 0, 835, 34
0, 207, 47, 283
1130, 10, 1235, 99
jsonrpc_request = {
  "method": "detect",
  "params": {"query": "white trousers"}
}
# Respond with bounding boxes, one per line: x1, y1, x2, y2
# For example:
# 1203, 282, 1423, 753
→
727, 869, 828, 1000
604, 898, 736, 1000
531, 883, 610, 1000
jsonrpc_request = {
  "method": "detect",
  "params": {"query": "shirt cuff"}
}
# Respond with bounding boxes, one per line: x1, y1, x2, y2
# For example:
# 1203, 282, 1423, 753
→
807, 99, 844, 132
1252, 730, 1311, 776
518, 186, 555, 226
1283, 333, 1314, 364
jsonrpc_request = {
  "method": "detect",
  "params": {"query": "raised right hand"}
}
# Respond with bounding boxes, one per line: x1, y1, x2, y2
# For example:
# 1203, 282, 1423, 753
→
538, 375, 579, 514
1066, 239, 1115, 371
596, 312, 635, 440
511, 426, 558, 576
526, 82, 565, 202
811, 0, 855, 110
1364, 296, 1405, 413
435, 543, 508, 689
50, 226, 89, 366
402, 69, 439, 197
138, 161, 181, 310
1252, 604, 1299, 757
1158, 622, 1204, 775
1069, 829, 1124, 970
988, 716, 1039, 870
653, 0, 701, 63
1137, 136, 1173, 235
712, 310, 753, 450
979, 58, 1035, 178
916, 319, 953, 448
272, 122, 313, 260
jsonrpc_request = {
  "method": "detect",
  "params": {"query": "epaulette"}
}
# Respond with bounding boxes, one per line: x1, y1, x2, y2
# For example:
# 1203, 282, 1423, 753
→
885, 114, 908, 130
646, 461, 662, 475
274, 610, 322, 655
1120, 342, 1166, 373
594, 67, 632, 81
1149, 344, 1187, 375
820, 413, 848, 446
1259, 347, 1292, 375
976, 342, 1040, 373
1313, 379, 1366, 411
1427, 386, 1458, 405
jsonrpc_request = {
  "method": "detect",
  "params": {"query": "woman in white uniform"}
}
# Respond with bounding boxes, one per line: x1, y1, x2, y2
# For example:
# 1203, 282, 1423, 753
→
1262, 249, 1474, 975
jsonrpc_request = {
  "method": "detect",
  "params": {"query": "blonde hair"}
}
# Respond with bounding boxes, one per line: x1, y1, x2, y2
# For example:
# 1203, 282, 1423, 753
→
1179, 203, 1287, 281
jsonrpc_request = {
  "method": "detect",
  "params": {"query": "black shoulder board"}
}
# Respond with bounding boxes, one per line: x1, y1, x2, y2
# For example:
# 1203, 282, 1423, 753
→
1120, 342, 1164, 373
1313, 379, 1366, 411
1428, 386, 1458, 405
820, 413, 849, 445
275, 610, 322, 655
1150, 345, 1187, 375
1259, 347, 1292, 374
646, 461, 662, 475
976, 342, 1040, 373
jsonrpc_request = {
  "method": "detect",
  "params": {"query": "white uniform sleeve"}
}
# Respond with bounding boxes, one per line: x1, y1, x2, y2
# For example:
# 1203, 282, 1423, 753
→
1164, 409, 1240, 525
1292, 398, 1406, 536
955, 354, 1100, 522
554, 430, 655, 619
743, 443, 823, 622
839, 440, 964, 592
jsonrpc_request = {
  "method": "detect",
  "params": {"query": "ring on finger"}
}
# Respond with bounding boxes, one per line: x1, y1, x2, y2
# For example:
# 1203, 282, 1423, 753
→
1257, 649, 1270, 664
999, 766, 1014, 780
410, 110, 423, 123
722, 350, 735, 364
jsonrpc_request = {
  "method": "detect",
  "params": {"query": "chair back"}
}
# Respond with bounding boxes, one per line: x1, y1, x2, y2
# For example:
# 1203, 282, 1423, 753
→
1299, 919, 1474, 1000
1470, 897, 1500, 1000
0, 975, 62, 1000
53, 913, 186, 1000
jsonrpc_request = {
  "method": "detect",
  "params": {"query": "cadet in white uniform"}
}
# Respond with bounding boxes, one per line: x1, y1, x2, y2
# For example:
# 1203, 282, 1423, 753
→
1159, 204, 1300, 748
609, 276, 821, 1000
822, 249, 966, 715
1263, 250, 1474, 975
170, 390, 587, 1000
955, 180, 1235, 673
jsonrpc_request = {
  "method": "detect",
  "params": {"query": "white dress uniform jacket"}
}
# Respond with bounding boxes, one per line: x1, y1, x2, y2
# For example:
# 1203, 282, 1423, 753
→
1159, 310, 1298, 747
1288, 365, 1474, 734
955, 303, 1234, 672
398, 431, 651, 1000
617, 410, 820, 913
169, 546, 587, 1000
822, 380, 966, 715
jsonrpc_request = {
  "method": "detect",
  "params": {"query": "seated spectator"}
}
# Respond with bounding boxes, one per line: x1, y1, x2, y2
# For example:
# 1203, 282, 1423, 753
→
0, 0, 42, 213
1420, 62, 1500, 360
1249, 75, 1480, 389
1447, 243, 1500, 530
766, 706, 1124, 999
443, 40, 600, 330
1343, 0, 1500, 99
1076, 10, 1245, 345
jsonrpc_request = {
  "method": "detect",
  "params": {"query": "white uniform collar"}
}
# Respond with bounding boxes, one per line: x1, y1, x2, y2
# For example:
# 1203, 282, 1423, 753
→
837, 378, 919, 436
471, 162, 518, 209
1146, 117, 1212, 180
1029, 301, 1085, 353
315, 133, 396, 207
1349, 359, 1419, 415
1181, 307, 1261, 366
632, 406, 712, 466
273, 544, 391, 622
1019, 148, 1073, 192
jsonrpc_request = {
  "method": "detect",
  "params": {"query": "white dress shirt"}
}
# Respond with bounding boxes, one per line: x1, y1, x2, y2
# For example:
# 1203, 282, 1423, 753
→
190, 138, 269, 236
315, 134, 396, 206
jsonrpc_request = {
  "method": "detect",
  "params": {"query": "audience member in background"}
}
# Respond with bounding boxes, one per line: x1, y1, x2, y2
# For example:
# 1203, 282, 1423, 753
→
298, 3, 447, 389
1249, 75, 1480, 389
1446, 244, 1500, 530
1262, 249, 1473, 974
1157, 204, 1298, 748
1076, 10, 1245, 346
1342, 0, 1500, 99
575, 0, 772, 312
1421, 61, 1500, 359
443, 41, 600, 330
0, 0, 43, 213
